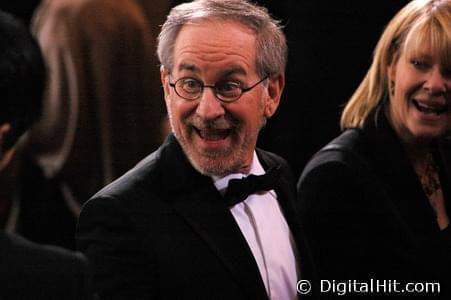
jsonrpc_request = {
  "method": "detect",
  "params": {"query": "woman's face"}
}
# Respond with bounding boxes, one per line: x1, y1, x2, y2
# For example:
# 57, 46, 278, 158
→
387, 44, 451, 145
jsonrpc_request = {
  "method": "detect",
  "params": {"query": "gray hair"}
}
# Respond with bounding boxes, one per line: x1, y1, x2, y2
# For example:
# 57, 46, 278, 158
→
157, 0, 287, 78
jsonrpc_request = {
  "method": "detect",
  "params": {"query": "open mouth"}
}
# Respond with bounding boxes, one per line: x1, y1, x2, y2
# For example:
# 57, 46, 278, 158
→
194, 127, 232, 141
412, 99, 448, 116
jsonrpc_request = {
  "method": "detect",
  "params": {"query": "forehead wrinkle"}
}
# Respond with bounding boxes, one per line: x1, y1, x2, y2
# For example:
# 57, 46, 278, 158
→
175, 62, 249, 82
174, 21, 257, 76
177, 47, 253, 66
176, 38, 254, 65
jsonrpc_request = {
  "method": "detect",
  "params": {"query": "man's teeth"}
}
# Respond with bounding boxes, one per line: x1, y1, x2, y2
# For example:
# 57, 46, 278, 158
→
413, 100, 447, 115
197, 128, 230, 141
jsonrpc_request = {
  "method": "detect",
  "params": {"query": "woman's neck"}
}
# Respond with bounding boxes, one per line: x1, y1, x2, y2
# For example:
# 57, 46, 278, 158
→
384, 105, 432, 168
404, 142, 431, 171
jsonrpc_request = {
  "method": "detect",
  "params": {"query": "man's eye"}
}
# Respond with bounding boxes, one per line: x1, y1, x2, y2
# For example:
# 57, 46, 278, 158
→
181, 79, 201, 92
217, 81, 241, 93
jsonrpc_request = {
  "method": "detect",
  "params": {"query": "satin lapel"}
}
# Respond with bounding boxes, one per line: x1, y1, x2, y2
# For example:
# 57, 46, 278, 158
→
257, 150, 317, 284
158, 135, 267, 299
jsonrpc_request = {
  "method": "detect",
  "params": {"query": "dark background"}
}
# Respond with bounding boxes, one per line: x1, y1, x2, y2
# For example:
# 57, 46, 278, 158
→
1, 0, 410, 179
255, 1, 410, 178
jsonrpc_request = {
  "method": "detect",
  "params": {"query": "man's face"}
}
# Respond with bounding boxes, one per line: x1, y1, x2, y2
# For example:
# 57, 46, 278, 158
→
161, 20, 283, 176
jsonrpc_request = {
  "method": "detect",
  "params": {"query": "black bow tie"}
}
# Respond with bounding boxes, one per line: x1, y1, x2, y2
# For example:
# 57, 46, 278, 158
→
223, 165, 282, 207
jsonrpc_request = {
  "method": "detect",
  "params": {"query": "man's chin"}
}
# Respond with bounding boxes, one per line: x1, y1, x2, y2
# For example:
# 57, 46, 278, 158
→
177, 133, 250, 176
186, 151, 240, 177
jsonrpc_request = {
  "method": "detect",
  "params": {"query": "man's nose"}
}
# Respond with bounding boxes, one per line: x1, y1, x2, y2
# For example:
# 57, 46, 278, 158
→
195, 88, 226, 120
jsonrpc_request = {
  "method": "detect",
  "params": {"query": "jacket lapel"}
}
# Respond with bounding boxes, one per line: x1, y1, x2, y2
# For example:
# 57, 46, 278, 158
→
257, 150, 318, 288
156, 135, 268, 299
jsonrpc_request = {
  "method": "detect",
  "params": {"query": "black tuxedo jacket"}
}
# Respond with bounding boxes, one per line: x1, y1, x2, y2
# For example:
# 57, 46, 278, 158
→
77, 134, 316, 299
0, 232, 92, 299
297, 110, 451, 298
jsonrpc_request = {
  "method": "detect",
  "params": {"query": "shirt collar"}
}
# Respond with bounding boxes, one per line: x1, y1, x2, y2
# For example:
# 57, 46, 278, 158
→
212, 151, 265, 193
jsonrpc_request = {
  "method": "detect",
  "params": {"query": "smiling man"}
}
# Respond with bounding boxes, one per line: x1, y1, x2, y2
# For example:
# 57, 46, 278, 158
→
77, 0, 315, 299
163, 19, 273, 176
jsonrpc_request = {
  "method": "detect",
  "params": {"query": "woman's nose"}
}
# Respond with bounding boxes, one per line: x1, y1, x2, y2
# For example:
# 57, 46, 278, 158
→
423, 67, 448, 95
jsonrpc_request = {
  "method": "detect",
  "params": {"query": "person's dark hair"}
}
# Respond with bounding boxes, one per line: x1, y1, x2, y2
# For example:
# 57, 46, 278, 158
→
0, 10, 45, 149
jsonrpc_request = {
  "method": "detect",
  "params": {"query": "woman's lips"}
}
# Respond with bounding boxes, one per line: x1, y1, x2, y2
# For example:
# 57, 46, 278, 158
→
412, 99, 448, 115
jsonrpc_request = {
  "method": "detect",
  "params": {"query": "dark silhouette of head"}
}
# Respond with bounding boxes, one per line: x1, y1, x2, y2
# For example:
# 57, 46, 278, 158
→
0, 9, 45, 153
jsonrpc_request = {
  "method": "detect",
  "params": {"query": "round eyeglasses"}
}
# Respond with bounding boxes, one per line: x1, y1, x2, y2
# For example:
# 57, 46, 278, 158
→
169, 76, 268, 103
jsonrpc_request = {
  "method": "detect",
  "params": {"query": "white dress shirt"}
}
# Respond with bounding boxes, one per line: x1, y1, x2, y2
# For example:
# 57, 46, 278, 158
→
213, 152, 299, 299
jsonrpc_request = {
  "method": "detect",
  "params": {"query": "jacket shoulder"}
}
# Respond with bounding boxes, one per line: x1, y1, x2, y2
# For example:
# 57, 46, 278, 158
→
90, 149, 161, 202
256, 148, 289, 168
0, 232, 91, 299
299, 129, 369, 183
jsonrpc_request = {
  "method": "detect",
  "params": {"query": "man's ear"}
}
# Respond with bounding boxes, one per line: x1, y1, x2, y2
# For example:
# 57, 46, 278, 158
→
0, 124, 15, 171
264, 74, 285, 118
160, 66, 171, 104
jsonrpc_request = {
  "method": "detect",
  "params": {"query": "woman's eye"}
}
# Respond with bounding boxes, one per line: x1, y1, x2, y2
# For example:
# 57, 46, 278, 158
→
411, 59, 430, 71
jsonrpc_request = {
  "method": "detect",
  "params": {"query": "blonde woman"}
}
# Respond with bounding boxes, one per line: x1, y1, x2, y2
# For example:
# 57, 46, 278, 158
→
298, 0, 450, 297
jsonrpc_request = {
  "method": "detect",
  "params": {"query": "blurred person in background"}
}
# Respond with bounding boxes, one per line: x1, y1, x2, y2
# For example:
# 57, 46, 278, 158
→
26, 0, 170, 223
0, 10, 92, 299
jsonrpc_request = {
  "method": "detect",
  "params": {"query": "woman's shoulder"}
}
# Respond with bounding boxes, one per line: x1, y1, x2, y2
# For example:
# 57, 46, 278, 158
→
302, 129, 369, 175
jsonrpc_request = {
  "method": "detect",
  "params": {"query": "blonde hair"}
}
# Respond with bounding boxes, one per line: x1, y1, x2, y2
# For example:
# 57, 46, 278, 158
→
340, 0, 451, 130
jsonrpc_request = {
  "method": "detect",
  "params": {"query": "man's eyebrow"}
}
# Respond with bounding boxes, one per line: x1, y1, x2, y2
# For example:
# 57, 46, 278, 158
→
178, 63, 200, 73
221, 66, 247, 77
177, 64, 248, 77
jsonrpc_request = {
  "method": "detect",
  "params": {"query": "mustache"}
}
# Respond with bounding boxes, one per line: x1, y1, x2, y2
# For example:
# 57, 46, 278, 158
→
188, 115, 239, 130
